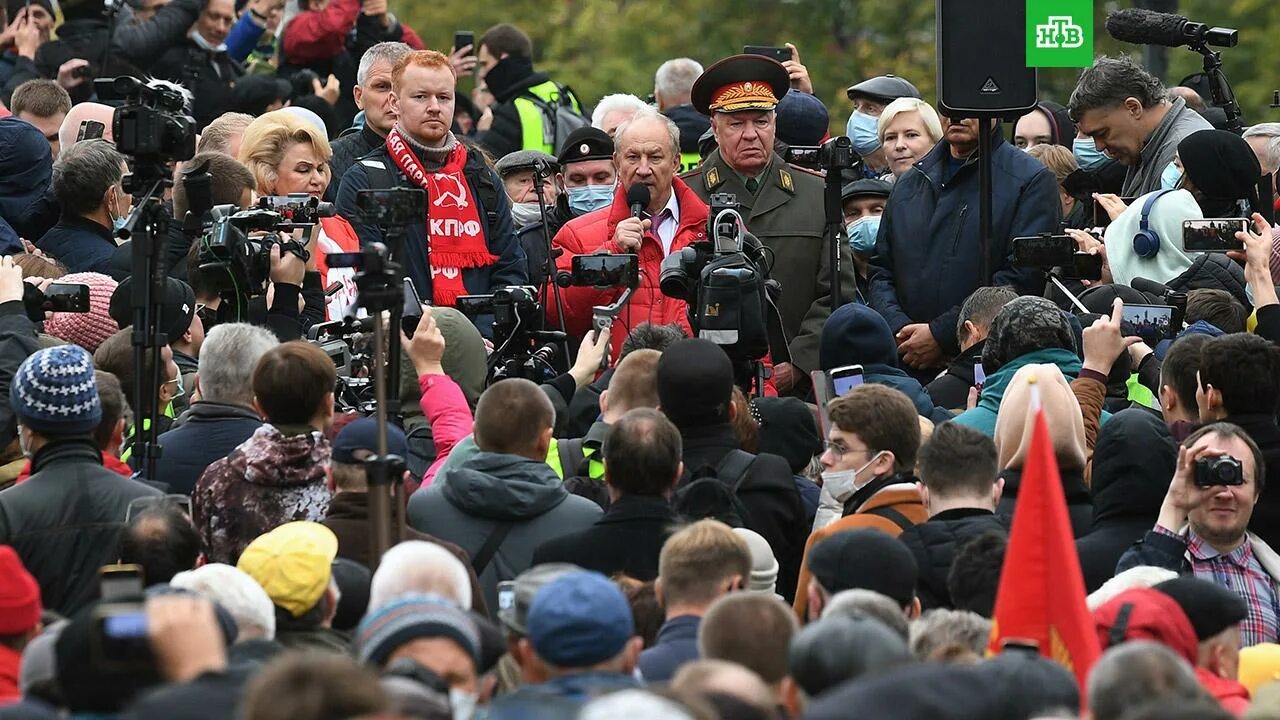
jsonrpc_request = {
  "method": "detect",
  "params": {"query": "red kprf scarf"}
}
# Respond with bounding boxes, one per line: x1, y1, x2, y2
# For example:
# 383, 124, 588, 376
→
386, 128, 497, 306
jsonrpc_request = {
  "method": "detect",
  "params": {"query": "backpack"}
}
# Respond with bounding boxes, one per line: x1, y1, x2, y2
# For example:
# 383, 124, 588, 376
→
672, 450, 757, 529
519, 83, 589, 154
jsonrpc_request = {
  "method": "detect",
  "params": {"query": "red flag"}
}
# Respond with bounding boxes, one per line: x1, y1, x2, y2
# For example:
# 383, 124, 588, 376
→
987, 396, 1101, 692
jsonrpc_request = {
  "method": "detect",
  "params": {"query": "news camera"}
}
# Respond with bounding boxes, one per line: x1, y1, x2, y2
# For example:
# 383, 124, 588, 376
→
196, 204, 312, 300
456, 286, 565, 385
94, 76, 195, 190
784, 136, 859, 172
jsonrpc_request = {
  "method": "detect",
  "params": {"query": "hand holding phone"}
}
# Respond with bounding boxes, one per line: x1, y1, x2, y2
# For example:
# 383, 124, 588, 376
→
743, 45, 791, 64
830, 364, 864, 397
1182, 218, 1248, 253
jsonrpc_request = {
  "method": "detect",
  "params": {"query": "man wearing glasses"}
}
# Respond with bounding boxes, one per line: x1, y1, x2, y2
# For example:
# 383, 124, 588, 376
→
792, 383, 926, 619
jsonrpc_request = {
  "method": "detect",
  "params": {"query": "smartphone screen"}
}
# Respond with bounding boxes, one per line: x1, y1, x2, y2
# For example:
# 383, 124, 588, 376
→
454, 31, 475, 53
973, 363, 987, 389
830, 365, 865, 396
1121, 304, 1175, 346
99, 564, 145, 600
1182, 218, 1247, 253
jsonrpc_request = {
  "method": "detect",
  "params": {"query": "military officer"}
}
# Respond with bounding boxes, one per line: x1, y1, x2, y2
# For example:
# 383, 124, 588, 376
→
682, 54, 856, 395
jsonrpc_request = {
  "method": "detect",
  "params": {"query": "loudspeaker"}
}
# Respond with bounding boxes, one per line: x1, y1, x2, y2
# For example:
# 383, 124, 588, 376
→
937, 0, 1038, 118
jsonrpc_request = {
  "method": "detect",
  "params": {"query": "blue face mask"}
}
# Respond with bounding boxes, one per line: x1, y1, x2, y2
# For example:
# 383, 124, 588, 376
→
845, 215, 881, 255
847, 111, 881, 157
1160, 160, 1183, 190
1073, 137, 1109, 171
566, 184, 615, 215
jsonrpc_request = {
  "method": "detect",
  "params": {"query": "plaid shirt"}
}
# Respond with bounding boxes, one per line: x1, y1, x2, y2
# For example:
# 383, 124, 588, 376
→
1156, 525, 1280, 646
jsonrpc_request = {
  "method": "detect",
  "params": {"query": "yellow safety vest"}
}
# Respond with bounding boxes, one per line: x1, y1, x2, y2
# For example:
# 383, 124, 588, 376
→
513, 80, 583, 155
679, 152, 702, 174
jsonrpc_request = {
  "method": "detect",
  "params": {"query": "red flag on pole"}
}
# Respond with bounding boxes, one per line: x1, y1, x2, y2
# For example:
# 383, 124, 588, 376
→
987, 386, 1101, 691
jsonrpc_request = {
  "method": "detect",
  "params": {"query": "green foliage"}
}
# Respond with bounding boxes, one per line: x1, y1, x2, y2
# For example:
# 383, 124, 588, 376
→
399, 0, 1279, 131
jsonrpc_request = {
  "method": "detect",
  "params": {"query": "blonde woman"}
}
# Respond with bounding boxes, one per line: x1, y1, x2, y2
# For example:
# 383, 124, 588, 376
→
877, 98, 944, 179
239, 109, 361, 319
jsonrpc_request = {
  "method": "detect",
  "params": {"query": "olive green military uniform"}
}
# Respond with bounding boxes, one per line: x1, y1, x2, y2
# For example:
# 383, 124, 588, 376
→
682, 150, 856, 374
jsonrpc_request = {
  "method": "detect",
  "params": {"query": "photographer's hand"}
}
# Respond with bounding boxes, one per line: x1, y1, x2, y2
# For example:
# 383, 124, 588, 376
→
612, 217, 650, 253
1157, 442, 1224, 534
269, 242, 306, 287
896, 323, 942, 369
782, 43, 813, 94
313, 74, 340, 106
0, 257, 23, 304
146, 595, 227, 683
570, 328, 610, 386
1233, 212, 1279, 310
403, 308, 445, 377
57, 58, 89, 89
1093, 193, 1129, 222
1082, 298, 1140, 376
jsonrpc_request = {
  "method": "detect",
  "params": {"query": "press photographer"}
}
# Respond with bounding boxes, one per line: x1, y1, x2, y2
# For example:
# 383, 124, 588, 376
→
336, 49, 527, 321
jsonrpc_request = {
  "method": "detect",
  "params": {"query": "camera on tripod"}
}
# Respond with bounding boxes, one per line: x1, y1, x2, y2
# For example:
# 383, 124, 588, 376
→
197, 205, 311, 298
456, 286, 561, 384
784, 136, 860, 172
94, 76, 195, 189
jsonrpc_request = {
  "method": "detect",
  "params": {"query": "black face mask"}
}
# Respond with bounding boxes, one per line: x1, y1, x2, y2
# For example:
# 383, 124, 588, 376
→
196, 304, 222, 332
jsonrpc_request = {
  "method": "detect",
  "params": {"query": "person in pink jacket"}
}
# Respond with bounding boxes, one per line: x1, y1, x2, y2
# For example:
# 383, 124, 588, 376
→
402, 308, 475, 488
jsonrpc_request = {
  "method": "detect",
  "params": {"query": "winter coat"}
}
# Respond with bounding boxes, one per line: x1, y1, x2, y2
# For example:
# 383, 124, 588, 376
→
155, 401, 263, 496
488, 672, 642, 720
1075, 409, 1176, 592
952, 348, 1082, 436
927, 341, 984, 411
321, 491, 487, 615
549, 178, 709, 358
192, 425, 332, 564
406, 450, 602, 615
793, 477, 927, 619
0, 437, 162, 615
679, 424, 807, 602
1103, 188, 1202, 289
868, 129, 1060, 355
531, 494, 677, 582
36, 215, 117, 274
327, 125, 383, 203
998, 465, 1093, 539
1228, 414, 1280, 550
0, 117, 51, 254
897, 508, 1010, 610
818, 302, 951, 423
477, 56, 555, 160
1166, 252, 1252, 311
150, 40, 244, 130
665, 103, 711, 157
638, 614, 700, 683
336, 141, 528, 311
1120, 97, 1213, 197
0, 301, 40, 452
516, 196, 579, 289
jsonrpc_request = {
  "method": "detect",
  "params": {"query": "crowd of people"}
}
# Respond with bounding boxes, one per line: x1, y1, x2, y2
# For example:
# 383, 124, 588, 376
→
1, 3, 1280, 718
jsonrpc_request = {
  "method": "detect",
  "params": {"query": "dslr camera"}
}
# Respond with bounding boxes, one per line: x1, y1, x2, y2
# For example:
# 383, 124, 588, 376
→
1194, 455, 1245, 488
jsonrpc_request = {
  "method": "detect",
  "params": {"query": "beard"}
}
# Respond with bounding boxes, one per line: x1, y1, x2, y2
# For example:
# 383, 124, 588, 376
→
1191, 514, 1249, 550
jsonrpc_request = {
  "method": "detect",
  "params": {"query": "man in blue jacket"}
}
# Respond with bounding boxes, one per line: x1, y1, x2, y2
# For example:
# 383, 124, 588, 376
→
868, 116, 1060, 377
337, 49, 526, 322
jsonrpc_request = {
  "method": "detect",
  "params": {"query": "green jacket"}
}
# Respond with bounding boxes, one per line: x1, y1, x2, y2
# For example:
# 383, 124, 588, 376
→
682, 151, 856, 373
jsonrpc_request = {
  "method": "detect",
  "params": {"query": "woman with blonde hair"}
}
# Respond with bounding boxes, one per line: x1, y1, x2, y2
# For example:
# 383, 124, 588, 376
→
239, 109, 361, 319
877, 98, 944, 179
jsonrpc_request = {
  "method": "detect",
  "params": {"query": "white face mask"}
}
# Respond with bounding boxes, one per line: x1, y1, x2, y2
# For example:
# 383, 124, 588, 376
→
820, 451, 885, 503
511, 201, 543, 227
450, 688, 478, 720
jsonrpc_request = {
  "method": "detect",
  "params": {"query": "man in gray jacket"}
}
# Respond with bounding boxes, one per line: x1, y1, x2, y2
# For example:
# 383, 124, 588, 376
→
407, 378, 602, 615
1069, 56, 1212, 197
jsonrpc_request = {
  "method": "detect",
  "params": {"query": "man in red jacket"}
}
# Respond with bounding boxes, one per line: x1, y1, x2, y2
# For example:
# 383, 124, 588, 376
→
550, 106, 709, 359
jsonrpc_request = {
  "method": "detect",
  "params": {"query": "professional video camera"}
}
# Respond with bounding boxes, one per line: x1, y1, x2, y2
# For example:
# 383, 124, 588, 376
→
660, 193, 773, 367
94, 76, 195, 189
306, 316, 378, 414
456, 286, 568, 385
196, 195, 333, 301
784, 135, 860, 173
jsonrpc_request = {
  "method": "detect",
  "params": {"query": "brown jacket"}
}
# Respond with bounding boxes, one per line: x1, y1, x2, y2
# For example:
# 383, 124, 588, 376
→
792, 483, 927, 619
1071, 375, 1106, 486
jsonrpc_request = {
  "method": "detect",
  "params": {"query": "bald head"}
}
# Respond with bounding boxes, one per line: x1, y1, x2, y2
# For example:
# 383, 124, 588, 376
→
59, 102, 115, 157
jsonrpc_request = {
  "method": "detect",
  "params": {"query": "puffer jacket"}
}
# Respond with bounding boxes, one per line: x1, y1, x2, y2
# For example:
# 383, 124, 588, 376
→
549, 178, 709, 358
192, 425, 332, 564
406, 450, 602, 615
897, 508, 1010, 610
1165, 252, 1251, 311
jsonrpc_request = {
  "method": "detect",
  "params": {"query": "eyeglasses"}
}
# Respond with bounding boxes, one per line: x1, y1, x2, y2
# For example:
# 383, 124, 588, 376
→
823, 442, 873, 461
163, 375, 186, 400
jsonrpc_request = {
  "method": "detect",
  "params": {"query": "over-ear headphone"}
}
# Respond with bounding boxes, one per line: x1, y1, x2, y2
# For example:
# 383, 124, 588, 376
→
1132, 189, 1175, 259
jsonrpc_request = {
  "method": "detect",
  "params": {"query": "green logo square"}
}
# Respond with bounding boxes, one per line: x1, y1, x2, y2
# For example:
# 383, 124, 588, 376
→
1026, 0, 1094, 68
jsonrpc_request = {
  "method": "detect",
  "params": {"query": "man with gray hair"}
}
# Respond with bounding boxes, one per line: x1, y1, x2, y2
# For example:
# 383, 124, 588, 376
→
369, 540, 473, 611
1243, 123, 1280, 177
325, 41, 414, 201
1086, 640, 1209, 720
156, 323, 276, 494
1069, 56, 1211, 196
654, 57, 708, 173
170, 562, 279, 648
36, 139, 128, 274
550, 107, 710, 359
927, 286, 1019, 410
592, 93, 649, 137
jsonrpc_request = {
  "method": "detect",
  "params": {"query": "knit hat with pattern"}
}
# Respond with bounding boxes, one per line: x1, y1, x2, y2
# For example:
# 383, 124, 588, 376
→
10, 344, 102, 435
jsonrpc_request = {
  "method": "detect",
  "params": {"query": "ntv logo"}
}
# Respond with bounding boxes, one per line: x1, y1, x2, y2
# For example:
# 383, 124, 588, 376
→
1035, 16, 1084, 49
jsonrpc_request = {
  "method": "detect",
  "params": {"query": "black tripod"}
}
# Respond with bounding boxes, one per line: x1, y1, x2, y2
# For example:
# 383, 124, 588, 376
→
530, 159, 570, 366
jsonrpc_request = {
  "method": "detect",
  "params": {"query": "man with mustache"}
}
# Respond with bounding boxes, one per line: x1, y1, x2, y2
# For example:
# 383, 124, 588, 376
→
1119, 423, 1280, 646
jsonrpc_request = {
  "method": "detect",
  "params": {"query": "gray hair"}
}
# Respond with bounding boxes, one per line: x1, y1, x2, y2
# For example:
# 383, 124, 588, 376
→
1086, 565, 1178, 611
1244, 122, 1280, 174
357, 41, 413, 87
580, 690, 694, 720
1068, 56, 1167, 120
197, 323, 278, 406
654, 58, 704, 102
1086, 641, 1206, 720
822, 589, 909, 641
908, 608, 991, 660
369, 541, 472, 612
614, 106, 681, 160
957, 285, 1019, 345
52, 139, 123, 216
592, 93, 650, 130
170, 563, 277, 640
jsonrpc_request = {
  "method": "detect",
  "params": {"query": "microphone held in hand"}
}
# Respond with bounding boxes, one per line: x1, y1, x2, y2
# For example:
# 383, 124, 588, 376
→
626, 183, 650, 220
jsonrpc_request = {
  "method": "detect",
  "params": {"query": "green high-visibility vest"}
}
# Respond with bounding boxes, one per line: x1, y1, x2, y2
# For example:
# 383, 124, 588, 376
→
679, 152, 701, 174
513, 80, 583, 154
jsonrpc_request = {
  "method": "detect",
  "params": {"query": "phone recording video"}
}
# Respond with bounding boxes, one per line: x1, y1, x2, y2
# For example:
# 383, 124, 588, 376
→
1120, 304, 1175, 346
1182, 218, 1247, 253
743, 45, 792, 63
830, 364, 864, 397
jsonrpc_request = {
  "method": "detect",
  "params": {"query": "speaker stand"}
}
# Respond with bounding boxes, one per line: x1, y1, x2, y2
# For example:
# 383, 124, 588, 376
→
978, 119, 994, 283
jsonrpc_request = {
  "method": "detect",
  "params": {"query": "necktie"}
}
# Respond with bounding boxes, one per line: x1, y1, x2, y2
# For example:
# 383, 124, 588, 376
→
745, 177, 760, 194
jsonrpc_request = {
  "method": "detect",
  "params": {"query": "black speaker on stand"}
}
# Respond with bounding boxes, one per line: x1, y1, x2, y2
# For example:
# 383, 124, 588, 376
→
937, 0, 1039, 280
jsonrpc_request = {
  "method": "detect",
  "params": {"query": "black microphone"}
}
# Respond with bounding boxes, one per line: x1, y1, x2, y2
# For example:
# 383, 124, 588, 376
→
626, 184, 650, 220
1105, 8, 1238, 49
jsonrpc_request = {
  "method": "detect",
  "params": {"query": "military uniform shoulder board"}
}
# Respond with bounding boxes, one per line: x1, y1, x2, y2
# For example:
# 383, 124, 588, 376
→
778, 167, 794, 193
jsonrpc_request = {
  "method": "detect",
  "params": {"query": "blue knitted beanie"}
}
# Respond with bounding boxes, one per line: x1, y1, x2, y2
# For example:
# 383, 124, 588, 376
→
10, 345, 102, 435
